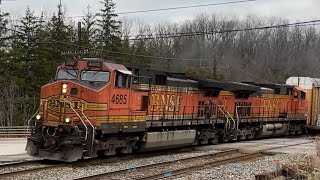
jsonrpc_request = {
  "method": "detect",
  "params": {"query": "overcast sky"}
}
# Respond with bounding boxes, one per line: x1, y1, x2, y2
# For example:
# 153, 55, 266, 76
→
1, 0, 319, 23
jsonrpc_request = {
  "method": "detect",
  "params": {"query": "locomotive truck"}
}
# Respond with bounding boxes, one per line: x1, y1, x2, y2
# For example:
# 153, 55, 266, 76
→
26, 58, 310, 162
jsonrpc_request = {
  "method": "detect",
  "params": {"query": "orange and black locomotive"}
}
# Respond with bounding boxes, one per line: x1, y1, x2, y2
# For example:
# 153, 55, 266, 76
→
26, 58, 308, 162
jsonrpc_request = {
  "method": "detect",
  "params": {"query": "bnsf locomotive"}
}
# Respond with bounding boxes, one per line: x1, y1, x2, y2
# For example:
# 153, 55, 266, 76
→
26, 58, 312, 162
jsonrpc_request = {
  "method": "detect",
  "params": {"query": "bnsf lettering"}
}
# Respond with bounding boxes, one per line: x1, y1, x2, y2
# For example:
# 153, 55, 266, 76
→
48, 99, 80, 110
151, 94, 182, 112
263, 99, 280, 111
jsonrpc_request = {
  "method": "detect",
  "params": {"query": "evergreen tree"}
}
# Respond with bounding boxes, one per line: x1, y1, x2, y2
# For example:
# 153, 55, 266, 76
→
96, 0, 121, 59
7, 6, 40, 89
81, 5, 97, 56
33, 11, 55, 87
47, 1, 76, 60
0, 10, 9, 46
0, 10, 9, 70
48, 3, 66, 55
15, 6, 40, 63
10, 7, 43, 125
45, 1, 77, 80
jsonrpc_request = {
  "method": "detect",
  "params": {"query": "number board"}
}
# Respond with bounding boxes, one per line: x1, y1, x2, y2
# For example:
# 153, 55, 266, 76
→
87, 61, 102, 68
112, 94, 127, 104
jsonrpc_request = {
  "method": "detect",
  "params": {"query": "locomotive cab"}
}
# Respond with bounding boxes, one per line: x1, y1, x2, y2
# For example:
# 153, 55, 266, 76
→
26, 58, 138, 161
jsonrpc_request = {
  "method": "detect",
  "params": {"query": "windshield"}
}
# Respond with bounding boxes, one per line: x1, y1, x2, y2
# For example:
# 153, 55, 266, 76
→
81, 71, 110, 82
56, 69, 78, 80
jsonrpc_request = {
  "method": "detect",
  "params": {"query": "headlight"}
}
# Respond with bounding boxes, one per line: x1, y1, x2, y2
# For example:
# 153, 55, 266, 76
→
62, 88, 67, 93
62, 84, 68, 93
36, 115, 41, 120
65, 118, 71, 123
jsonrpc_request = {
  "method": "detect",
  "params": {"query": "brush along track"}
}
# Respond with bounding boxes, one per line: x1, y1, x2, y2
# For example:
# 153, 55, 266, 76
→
74, 149, 243, 180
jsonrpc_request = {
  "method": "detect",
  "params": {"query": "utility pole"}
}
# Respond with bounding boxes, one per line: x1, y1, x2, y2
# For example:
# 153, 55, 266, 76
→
213, 58, 217, 79
77, 21, 82, 57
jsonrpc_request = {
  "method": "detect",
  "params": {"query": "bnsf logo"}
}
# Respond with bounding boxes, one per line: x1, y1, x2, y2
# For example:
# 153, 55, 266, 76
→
263, 99, 280, 111
48, 99, 81, 110
151, 94, 183, 112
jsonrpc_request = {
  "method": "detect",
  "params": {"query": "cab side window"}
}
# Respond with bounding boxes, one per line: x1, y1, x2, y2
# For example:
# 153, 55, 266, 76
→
115, 73, 128, 88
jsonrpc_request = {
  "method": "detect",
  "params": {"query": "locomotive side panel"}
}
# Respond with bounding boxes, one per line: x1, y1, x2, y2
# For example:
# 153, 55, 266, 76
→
147, 86, 201, 126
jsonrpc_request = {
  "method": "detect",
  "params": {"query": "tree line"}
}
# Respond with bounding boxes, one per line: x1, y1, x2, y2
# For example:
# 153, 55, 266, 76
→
1, 0, 320, 126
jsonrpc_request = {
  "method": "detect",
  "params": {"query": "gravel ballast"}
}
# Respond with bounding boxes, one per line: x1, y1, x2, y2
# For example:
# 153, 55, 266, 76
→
173, 153, 306, 180
6, 149, 221, 180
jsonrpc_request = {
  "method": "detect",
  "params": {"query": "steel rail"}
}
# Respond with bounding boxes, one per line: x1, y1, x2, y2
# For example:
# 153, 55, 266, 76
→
0, 164, 61, 178
74, 149, 240, 180
138, 153, 264, 180
147, 140, 316, 180
0, 146, 199, 178
74, 140, 315, 180
0, 160, 43, 169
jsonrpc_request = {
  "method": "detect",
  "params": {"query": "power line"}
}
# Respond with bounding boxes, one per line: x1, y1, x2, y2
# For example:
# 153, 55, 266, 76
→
4, 19, 320, 43
7, 19, 314, 43
30, 20, 317, 42
7, 0, 257, 22
127, 20, 320, 40
56, 41, 272, 83
0, 34, 273, 83
58, 40, 210, 61
3, 18, 319, 83
116, 0, 257, 15
39, 20, 320, 42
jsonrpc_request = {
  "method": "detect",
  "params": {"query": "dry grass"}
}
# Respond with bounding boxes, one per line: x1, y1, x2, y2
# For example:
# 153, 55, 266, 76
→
258, 137, 320, 179
304, 137, 320, 180
289, 138, 320, 180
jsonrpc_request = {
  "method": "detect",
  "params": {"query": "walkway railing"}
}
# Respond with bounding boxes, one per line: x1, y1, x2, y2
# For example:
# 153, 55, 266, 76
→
0, 126, 30, 137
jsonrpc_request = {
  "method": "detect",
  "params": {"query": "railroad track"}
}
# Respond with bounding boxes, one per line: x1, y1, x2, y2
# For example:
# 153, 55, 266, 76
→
143, 152, 264, 180
0, 160, 42, 169
0, 140, 315, 179
74, 140, 316, 180
0, 160, 61, 179
74, 149, 247, 180
0, 147, 197, 179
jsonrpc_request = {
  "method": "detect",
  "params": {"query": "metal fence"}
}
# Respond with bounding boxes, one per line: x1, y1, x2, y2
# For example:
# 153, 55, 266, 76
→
0, 126, 30, 137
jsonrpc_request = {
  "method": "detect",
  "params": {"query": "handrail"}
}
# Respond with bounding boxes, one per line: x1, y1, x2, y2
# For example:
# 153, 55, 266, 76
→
218, 105, 231, 130
225, 106, 236, 130
27, 106, 40, 126
63, 100, 88, 141
235, 106, 266, 130
81, 104, 95, 155
236, 105, 272, 131
218, 105, 236, 130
